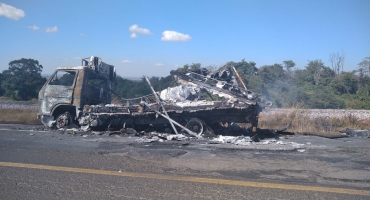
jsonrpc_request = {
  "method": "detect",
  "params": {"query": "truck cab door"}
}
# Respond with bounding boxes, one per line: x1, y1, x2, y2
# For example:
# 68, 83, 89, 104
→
41, 70, 77, 114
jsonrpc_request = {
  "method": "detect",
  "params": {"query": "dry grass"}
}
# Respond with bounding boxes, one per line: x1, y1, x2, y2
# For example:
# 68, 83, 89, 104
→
258, 109, 370, 135
0, 108, 41, 125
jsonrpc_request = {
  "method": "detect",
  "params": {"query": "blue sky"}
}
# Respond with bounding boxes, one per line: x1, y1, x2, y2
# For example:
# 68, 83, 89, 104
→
0, 0, 369, 77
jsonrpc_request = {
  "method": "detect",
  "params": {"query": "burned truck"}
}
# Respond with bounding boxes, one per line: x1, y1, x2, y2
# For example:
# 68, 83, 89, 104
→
38, 56, 271, 137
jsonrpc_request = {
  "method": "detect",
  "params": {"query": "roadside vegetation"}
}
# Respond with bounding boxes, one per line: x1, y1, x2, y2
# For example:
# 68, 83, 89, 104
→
0, 108, 40, 125
258, 110, 370, 135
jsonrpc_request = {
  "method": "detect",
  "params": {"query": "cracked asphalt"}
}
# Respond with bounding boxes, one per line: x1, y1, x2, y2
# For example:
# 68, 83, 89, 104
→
0, 124, 369, 199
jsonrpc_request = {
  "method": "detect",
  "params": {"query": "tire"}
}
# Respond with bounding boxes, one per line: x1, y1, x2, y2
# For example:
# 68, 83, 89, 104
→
185, 118, 205, 136
55, 112, 72, 129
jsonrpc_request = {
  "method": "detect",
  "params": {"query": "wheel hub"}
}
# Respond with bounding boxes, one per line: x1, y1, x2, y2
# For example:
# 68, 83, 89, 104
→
191, 125, 200, 132
56, 113, 70, 129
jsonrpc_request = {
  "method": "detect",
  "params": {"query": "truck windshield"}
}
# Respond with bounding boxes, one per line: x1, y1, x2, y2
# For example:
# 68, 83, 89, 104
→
49, 71, 76, 86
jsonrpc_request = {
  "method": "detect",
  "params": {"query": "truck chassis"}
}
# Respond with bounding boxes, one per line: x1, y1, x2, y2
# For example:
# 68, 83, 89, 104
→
38, 57, 271, 137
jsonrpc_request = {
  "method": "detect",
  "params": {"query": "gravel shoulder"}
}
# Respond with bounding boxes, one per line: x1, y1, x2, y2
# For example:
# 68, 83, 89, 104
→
0, 99, 38, 110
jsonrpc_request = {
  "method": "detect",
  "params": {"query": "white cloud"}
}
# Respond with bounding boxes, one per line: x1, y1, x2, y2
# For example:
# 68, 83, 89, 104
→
129, 24, 152, 34
0, 3, 25, 20
28, 25, 39, 30
80, 33, 86, 37
129, 24, 152, 38
130, 33, 137, 38
174, 64, 179, 67
161, 31, 191, 42
155, 63, 164, 66
46, 26, 58, 33
122, 60, 133, 63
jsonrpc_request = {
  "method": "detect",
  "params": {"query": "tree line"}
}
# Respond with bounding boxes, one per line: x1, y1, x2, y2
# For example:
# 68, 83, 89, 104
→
0, 58, 46, 100
1, 57, 370, 109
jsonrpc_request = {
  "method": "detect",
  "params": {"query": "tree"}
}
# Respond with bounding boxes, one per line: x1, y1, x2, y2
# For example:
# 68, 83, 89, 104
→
231, 59, 258, 76
257, 64, 285, 83
282, 60, 295, 78
305, 60, 334, 85
0, 73, 4, 96
357, 57, 370, 96
329, 51, 345, 78
172, 63, 202, 74
358, 57, 370, 77
330, 72, 358, 95
1, 58, 46, 100
283, 60, 295, 72
303, 86, 345, 109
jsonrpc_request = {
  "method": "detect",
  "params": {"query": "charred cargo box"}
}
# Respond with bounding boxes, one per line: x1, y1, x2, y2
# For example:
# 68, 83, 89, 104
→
38, 56, 271, 136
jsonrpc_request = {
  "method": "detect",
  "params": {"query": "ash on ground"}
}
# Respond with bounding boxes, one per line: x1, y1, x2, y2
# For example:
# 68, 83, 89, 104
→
31, 121, 368, 154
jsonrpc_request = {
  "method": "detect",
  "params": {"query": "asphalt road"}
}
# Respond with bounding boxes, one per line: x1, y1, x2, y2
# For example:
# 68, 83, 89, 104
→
0, 124, 369, 199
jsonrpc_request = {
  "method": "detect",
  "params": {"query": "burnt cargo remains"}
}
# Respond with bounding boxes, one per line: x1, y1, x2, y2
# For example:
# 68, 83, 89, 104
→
38, 56, 271, 136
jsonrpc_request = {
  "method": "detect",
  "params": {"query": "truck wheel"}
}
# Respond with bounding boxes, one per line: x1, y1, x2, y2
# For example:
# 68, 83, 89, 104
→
185, 118, 204, 136
56, 112, 72, 129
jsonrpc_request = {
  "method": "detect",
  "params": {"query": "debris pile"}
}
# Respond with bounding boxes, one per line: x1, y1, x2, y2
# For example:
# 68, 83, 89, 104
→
211, 135, 252, 145
160, 84, 199, 102
341, 128, 370, 138
135, 132, 189, 143
171, 67, 267, 105
210, 136, 305, 148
